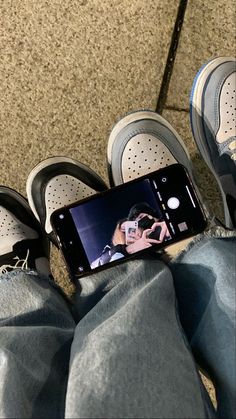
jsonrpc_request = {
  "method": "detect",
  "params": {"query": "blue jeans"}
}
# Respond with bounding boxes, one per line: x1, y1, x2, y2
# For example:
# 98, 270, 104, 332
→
0, 229, 235, 418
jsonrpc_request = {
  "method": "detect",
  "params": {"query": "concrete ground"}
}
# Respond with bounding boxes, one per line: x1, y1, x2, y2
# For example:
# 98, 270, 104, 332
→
0, 0, 235, 407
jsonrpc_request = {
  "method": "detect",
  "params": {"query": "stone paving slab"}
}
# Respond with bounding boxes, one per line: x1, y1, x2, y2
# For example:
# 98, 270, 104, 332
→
166, 0, 236, 109
0, 0, 178, 194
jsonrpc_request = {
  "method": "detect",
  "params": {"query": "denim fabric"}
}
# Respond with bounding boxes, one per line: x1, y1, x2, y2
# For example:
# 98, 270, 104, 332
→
0, 271, 75, 418
68, 258, 214, 418
171, 230, 236, 419
0, 232, 234, 418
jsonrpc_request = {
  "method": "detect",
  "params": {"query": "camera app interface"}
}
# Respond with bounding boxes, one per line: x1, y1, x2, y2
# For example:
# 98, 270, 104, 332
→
69, 177, 176, 271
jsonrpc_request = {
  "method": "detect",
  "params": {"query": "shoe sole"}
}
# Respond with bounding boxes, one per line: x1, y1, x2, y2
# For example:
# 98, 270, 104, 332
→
190, 56, 236, 227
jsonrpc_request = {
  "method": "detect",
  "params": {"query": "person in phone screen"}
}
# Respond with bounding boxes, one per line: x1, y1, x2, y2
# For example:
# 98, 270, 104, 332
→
91, 203, 170, 268
90, 219, 128, 268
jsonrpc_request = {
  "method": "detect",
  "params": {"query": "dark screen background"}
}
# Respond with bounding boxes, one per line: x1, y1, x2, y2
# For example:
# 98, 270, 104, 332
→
70, 179, 162, 264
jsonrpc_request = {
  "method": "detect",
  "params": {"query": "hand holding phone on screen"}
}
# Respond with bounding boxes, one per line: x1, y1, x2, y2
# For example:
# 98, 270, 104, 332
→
148, 221, 171, 242
51, 164, 207, 280
125, 228, 160, 254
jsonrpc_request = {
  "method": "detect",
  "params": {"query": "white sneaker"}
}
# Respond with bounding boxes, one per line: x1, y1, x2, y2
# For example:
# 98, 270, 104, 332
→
26, 156, 108, 245
107, 110, 193, 186
190, 57, 236, 229
0, 186, 50, 277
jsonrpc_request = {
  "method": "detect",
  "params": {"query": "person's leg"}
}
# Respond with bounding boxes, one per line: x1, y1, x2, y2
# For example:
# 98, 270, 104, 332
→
173, 56, 236, 418
105, 58, 236, 418
170, 229, 236, 419
27, 157, 216, 418
67, 257, 215, 418
0, 187, 75, 418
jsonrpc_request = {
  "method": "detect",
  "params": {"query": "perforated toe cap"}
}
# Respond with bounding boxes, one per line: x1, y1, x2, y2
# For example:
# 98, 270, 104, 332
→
121, 134, 177, 182
45, 175, 95, 233
217, 72, 236, 144
0, 207, 38, 254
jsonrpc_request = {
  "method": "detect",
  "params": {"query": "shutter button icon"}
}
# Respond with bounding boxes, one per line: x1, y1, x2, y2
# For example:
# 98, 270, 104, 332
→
167, 197, 180, 209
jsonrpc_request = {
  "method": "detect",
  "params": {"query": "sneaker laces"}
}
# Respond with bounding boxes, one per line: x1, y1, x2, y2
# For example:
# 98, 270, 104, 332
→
0, 249, 30, 274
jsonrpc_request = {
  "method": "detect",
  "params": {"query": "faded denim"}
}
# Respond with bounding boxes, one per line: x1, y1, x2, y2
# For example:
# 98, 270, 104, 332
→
171, 230, 236, 419
0, 230, 235, 418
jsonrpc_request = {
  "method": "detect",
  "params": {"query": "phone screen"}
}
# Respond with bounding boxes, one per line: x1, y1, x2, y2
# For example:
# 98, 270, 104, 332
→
51, 164, 207, 279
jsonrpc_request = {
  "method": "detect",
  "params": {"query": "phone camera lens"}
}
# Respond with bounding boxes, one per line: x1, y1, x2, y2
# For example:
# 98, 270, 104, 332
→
161, 177, 167, 183
59, 214, 64, 219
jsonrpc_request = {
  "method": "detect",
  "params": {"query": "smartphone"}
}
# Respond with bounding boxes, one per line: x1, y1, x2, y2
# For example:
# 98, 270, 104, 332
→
124, 221, 139, 245
148, 225, 162, 241
51, 164, 207, 280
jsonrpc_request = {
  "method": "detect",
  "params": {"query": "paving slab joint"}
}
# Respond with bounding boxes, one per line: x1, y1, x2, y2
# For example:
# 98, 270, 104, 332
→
164, 106, 189, 113
156, 0, 188, 114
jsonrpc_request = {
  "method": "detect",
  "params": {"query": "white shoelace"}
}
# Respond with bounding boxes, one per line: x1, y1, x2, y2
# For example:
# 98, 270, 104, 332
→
0, 249, 30, 274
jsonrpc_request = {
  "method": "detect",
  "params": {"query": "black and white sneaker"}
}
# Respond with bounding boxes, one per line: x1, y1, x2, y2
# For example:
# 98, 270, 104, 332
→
190, 57, 236, 229
107, 110, 193, 186
26, 156, 108, 245
107, 110, 215, 225
0, 186, 50, 277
